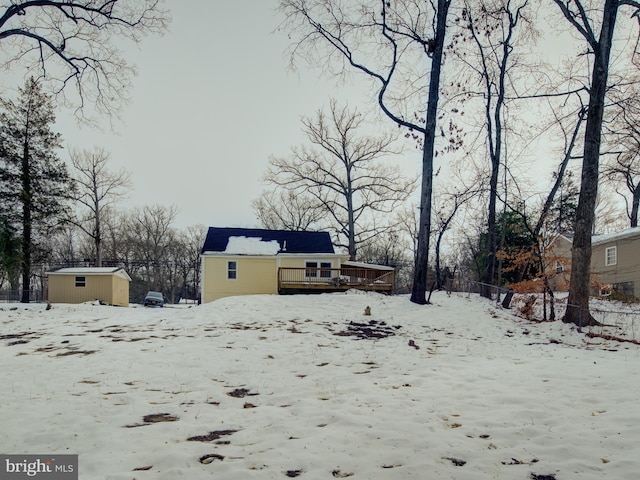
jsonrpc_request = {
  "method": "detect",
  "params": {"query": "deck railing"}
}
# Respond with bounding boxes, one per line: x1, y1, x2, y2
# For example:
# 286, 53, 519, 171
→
278, 267, 395, 293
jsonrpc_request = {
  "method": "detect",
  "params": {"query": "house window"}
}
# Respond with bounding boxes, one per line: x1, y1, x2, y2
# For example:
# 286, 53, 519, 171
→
555, 262, 564, 274
600, 285, 612, 296
305, 262, 318, 278
605, 246, 617, 266
227, 261, 237, 279
320, 262, 332, 278
75, 276, 86, 287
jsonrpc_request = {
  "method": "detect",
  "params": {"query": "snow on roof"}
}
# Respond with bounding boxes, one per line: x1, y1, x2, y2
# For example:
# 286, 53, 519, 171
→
48, 267, 132, 281
49, 267, 121, 275
201, 227, 335, 254
592, 227, 640, 245
223, 236, 281, 255
342, 260, 395, 271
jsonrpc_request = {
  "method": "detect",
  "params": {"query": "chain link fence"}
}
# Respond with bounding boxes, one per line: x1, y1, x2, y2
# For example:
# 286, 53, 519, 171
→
0, 290, 43, 303
459, 279, 640, 343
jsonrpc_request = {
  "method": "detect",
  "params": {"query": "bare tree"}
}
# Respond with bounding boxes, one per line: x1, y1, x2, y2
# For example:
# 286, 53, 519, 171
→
432, 178, 485, 290
552, 0, 640, 326
101, 208, 134, 269
456, 0, 531, 296
602, 93, 640, 227
0, 1, 168, 119
127, 204, 178, 293
279, 0, 452, 303
358, 228, 414, 291
264, 100, 416, 260
177, 224, 207, 302
69, 147, 132, 266
604, 156, 640, 228
252, 189, 325, 231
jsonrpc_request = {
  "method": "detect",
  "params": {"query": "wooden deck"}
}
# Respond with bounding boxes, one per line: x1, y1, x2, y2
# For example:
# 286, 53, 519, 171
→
278, 266, 395, 294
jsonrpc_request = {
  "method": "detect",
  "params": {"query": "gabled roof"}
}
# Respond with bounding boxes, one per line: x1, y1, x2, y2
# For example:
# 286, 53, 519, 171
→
201, 227, 336, 255
47, 267, 132, 281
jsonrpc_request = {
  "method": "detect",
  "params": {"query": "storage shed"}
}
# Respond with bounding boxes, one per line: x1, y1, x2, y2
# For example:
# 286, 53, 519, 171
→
47, 267, 131, 306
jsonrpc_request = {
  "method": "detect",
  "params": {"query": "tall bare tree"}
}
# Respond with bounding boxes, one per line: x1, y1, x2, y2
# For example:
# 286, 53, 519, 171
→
0, 1, 168, 119
252, 189, 325, 231
263, 100, 415, 260
432, 175, 486, 290
455, 0, 531, 296
127, 204, 177, 292
176, 224, 207, 302
279, 0, 451, 303
602, 92, 640, 227
552, 0, 640, 326
70, 147, 132, 267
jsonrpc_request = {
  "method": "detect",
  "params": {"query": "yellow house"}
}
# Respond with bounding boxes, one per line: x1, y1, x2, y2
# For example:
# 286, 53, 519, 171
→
47, 267, 131, 306
200, 227, 396, 303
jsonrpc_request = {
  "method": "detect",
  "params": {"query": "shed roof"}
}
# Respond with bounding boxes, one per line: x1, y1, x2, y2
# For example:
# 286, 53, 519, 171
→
201, 227, 335, 255
48, 267, 132, 281
342, 261, 395, 271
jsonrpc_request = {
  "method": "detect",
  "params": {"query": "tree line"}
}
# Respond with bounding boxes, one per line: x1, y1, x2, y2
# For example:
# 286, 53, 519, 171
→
0, 78, 204, 304
2, 1, 640, 322
276, 0, 640, 326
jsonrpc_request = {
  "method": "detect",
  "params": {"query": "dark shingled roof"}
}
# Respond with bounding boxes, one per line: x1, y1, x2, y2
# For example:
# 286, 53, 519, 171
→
201, 227, 335, 254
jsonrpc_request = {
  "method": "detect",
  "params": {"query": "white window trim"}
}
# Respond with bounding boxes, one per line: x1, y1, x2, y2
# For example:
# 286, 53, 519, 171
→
600, 285, 612, 296
320, 261, 332, 278
605, 246, 617, 267
305, 260, 333, 279
227, 260, 237, 280
305, 261, 318, 278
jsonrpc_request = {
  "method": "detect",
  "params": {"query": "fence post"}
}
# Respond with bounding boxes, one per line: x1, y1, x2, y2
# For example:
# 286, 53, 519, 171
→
578, 306, 583, 333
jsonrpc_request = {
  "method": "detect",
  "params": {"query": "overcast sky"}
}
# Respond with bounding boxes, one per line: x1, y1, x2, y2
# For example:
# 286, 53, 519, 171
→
3, 1, 619, 233
50, 0, 405, 230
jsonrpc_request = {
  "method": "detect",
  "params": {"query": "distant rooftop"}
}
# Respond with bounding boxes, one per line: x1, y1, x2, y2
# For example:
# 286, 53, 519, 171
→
592, 226, 640, 245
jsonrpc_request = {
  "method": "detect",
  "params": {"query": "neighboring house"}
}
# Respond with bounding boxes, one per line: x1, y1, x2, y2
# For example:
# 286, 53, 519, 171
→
547, 227, 640, 297
200, 227, 396, 303
590, 227, 640, 297
546, 233, 573, 292
47, 267, 131, 306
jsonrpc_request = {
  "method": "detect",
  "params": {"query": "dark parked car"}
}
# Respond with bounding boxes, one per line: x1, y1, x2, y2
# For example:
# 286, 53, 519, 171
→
144, 291, 164, 307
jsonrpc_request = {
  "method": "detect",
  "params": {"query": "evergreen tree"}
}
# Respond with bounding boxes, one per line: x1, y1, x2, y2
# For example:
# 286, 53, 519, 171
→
0, 78, 72, 302
495, 211, 538, 285
0, 216, 20, 291
548, 173, 579, 235
473, 210, 537, 286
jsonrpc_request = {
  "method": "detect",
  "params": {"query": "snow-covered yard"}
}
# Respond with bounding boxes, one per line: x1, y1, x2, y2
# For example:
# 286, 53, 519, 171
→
1, 291, 639, 479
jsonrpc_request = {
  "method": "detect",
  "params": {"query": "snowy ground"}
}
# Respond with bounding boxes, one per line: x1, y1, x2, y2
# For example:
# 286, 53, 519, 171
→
1, 291, 639, 480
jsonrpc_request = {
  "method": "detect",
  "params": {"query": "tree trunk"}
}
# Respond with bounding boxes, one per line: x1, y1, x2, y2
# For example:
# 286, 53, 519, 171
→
630, 185, 639, 228
563, 0, 618, 326
435, 229, 444, 290
410, 0, 450, 305
346, 180, 356, 261
20, 140, 31, 303
95, 194, 102, 267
